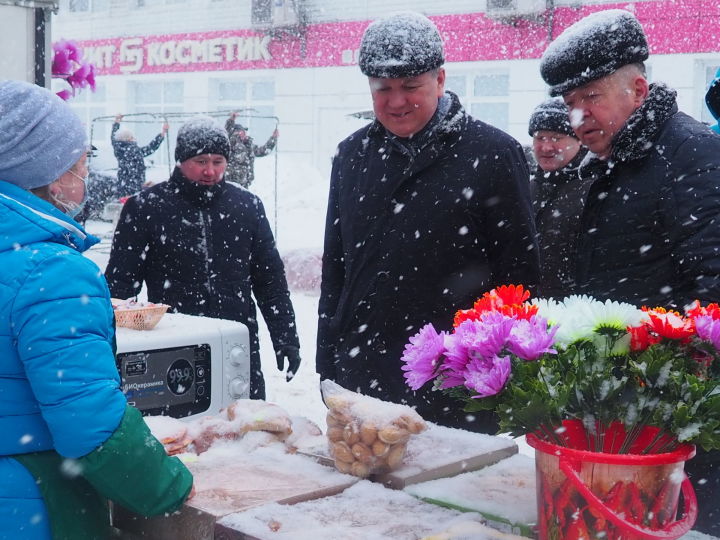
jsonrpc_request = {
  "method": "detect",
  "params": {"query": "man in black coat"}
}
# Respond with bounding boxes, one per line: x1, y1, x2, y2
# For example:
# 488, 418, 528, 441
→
540, 9, 720, 533
105, 116, 301, 400
111, 114, 168, 197
317, 12, 539, 432
528, 98, 589, 299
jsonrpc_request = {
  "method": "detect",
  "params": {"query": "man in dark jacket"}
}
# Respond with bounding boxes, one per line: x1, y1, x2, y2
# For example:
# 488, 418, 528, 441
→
111, 114, 168, 197
105, 116, 301, 399
225, 112, 278, 188
540, 9, 720, 533
317, 12, 539, 432
529, 98, 589, 299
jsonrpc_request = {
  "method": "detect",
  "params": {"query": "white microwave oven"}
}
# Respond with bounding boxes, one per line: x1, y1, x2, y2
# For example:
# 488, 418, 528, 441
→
115, 313, 250, 420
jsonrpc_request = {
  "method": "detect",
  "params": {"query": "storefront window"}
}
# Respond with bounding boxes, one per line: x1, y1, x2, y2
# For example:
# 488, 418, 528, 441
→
444, 71, 510, 133
252, 0, 272, 25
128, 80, 184, 166
211, 78, 276, 141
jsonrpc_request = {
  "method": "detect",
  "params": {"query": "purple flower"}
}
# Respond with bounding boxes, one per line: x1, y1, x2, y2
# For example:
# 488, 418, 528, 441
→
55, 89, 73, 101
401, 323, 446, 390
696, 316, 720, 350
52, 49, 73, 77
440, 312, 514, 389
506, 315, 558, 361
464, 354, 511, 398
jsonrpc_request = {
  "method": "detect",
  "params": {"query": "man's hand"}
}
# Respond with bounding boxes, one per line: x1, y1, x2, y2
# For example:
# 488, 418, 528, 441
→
115, 114, 123, 122
272, 129, 279, 138
230, 111, 238, 120
161, 122, 169, 136
275, 346, 301, 382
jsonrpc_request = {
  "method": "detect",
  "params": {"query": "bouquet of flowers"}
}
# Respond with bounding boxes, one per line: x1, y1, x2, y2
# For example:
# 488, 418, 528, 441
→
401, 285, 720, 453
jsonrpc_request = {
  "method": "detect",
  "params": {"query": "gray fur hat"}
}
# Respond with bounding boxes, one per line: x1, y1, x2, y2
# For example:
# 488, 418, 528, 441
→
0, 80, 87, 190
540, 9, 649, 97
175, 116, 230, 163
528, 98, 576, 138
359, 12, 444, 78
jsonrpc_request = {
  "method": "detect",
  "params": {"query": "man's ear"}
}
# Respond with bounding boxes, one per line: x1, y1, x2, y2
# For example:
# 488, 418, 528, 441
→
632, 75, 649, 107
436, 67, 446, 98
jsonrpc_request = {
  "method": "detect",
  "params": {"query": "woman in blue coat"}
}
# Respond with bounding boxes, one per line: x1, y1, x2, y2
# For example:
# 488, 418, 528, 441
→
0, 81, 192, 539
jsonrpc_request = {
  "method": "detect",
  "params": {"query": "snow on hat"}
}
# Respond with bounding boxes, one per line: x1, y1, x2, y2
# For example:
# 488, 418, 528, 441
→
0, 80, 87, 190
359, 11, 444, 78
114, 129, 135, 142
175, 115, 230, 163
540, 9, 649, 97
528, 98, 577, 138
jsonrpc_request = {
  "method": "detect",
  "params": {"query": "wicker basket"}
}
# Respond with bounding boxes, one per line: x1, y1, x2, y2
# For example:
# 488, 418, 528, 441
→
114, 304, 169, 331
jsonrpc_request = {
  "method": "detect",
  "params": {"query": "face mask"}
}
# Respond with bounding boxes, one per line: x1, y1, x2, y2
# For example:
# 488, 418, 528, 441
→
53, 169, 89, 219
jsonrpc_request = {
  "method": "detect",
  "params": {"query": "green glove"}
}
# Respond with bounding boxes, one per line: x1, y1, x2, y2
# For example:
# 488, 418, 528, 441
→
79, 405, 193, 516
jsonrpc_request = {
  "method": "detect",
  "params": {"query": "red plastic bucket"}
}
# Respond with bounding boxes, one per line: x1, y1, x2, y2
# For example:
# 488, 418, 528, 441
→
526, 420, 697, 540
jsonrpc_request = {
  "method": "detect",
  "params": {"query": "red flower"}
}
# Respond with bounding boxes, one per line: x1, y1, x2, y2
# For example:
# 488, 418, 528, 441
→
628, 324, 661, 351
454, 285, 536, 327
645, 309, 695, 341
686, 300, 720, 320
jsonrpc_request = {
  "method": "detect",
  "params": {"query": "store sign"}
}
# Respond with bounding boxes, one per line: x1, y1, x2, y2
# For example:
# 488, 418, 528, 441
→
76, 2, 709, 77
83, 33, 273, 74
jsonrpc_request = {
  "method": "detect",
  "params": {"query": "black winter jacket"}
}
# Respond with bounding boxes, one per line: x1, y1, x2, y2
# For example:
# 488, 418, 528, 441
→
574, 84, 720, 309
105, 168, 299, 399
531, 147, 591, 299
317, 92, 539, 432
111, 122, 165, 197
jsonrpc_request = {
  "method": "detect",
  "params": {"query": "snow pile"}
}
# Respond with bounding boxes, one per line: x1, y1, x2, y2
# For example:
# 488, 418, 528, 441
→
406, 453, 537, 529
219, 480, 488, 540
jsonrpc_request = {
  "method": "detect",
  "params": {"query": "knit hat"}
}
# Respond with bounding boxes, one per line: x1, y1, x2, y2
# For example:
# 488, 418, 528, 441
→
528, 98, 576, 138
0, 80, 87, 190
540, 9, 649, 97
175, 116, 230, 163
359, 12, 444, 78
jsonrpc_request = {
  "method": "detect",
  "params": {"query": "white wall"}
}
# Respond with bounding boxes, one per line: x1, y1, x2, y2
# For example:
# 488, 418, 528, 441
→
0, 6, 37, 82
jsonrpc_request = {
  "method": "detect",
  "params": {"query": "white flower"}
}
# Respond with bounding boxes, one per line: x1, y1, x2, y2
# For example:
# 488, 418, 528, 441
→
539, 295, 645, 349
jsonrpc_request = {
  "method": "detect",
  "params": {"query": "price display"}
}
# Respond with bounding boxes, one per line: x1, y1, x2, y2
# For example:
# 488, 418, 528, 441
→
167, 358, 195, 396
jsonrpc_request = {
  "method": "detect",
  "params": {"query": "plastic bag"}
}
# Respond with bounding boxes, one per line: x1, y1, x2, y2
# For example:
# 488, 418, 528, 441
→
321, 380, 426, 477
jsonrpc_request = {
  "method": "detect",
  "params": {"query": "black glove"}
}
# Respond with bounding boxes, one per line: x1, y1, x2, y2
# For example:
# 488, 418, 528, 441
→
275, 346, 301, 382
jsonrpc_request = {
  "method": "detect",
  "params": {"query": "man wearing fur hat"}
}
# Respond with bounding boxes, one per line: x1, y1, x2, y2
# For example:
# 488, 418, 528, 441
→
541, 9, 720, 532
105, 116, 301, 399
111, 113, 168, 197
317, 12, 539, 432
528, 98, 588, 299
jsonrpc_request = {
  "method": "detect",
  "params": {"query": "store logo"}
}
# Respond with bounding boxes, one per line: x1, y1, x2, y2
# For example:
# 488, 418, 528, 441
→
83, 34, 273, 74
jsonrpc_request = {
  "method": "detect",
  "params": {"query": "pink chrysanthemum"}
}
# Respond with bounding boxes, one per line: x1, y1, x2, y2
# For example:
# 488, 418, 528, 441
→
506, 315, 558, 361
440, 312, 514, 389
696, 315, 720, 350
465, 355, 511, 398
401, 323, 447, 390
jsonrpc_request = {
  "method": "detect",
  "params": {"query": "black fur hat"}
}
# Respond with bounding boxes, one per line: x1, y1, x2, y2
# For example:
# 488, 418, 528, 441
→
528, 98, 576, 138
540, 9, 649, 97
175, 116, 230, 163
359, 12, 444, 78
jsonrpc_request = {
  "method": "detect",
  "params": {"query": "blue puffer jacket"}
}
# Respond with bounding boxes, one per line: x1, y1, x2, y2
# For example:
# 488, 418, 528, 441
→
706, 67, 720, 134
0, 181, 127, 538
